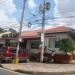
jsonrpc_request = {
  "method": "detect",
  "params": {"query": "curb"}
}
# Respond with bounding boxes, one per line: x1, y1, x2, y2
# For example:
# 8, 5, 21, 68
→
0, 64, 3, 68
1, 64, 75, 75
0, 65, 29, 75
15, 69, 75, 75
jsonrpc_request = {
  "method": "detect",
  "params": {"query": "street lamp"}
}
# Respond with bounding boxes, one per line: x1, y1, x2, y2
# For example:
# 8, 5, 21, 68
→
15, 0, 27, 64
39, 1, 50, 62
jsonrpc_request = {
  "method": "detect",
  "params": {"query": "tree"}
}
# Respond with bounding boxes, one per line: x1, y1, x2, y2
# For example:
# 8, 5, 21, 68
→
59, 39, 75, 55
0, 28, 6, 33
8, 28, 18, 38
2, 34, 8, 38
9, 28, 17, 33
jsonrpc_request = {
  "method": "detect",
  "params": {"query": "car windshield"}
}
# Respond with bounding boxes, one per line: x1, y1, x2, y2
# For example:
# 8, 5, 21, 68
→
10, 48, 16, 53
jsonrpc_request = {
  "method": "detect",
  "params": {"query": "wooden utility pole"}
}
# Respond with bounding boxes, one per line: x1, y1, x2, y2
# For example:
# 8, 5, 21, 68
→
40, 0, 50, 62
40, 0, 46, 62
15, 0, 27, 64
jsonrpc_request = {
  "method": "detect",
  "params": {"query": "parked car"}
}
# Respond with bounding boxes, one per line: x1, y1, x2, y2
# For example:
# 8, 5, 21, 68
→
0, 46, 29, 63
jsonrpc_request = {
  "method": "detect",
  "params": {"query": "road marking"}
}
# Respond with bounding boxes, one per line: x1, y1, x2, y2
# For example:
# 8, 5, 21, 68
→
0, 67, 29, 75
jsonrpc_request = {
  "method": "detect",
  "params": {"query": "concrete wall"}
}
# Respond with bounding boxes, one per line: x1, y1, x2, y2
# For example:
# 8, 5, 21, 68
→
26, 40, 40, 54
45, 33, 70, 54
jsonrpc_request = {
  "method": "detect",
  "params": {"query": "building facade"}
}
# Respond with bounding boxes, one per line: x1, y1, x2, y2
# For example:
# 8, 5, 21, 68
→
20, 26, 75, 54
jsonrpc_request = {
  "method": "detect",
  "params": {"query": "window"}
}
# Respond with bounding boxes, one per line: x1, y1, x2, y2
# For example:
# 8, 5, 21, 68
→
10, 48, 16, 53
31, 40, 40, 49
10, 42, 17, 47
10, 40, 17, 47
48, 39, 51, 48
55, 40, 60, 48
19, 48, 24, 53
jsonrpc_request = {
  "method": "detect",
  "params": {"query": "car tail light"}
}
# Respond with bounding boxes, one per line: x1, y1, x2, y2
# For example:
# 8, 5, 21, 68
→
6, 48, 11, 57
6, 50, 10, 54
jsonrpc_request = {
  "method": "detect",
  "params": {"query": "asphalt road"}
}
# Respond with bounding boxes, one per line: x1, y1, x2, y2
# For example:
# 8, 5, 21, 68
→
0, 68, 28, 75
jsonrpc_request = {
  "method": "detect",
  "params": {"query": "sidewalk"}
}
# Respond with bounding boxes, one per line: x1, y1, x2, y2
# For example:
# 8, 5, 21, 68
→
1, 61, 75, 75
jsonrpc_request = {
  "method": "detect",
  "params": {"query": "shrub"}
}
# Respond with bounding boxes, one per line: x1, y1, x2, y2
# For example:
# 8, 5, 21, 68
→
59, 39, 75, 55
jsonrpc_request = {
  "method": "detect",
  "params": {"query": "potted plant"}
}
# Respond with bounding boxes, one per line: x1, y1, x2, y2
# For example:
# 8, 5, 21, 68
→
54, 39, 75, 63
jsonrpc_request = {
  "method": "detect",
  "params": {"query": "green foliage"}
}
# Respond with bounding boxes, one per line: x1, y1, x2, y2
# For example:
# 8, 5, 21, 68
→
2, 33, 18, 38
2, 34, 8, 38
9, 28, 17, 33
0, 28, 6, 33
59, 39, 75, 54
9, 33, 18, 38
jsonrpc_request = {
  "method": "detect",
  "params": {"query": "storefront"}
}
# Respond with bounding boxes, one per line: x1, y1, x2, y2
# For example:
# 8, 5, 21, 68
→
0, 38, 17, 47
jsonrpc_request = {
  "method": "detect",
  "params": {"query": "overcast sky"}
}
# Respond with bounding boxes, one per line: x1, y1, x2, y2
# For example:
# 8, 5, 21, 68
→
0, 0, 75, 31
55, 0, 75, 28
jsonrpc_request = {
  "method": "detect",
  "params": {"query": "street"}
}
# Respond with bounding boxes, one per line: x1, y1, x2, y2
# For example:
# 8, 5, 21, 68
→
0, 68, 28, 75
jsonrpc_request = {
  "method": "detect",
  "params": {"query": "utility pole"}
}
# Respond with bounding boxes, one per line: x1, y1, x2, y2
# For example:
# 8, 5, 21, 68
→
40, 0, 50, 62
40, 0, 46, 62
15, 0, 27, 64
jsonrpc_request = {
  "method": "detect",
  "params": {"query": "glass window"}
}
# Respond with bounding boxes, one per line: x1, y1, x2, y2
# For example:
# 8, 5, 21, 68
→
31, 40, 40, 49
10, 42, 17, 47
48, 39, 50, 48
55, 40, 60, 48
19, 48, 24, 53
10, 40, 17, 47
10, 48, 16, 53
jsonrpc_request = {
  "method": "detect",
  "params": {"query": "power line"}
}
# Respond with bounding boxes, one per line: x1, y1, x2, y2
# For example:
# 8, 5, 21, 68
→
57, 10, 75, 14
1, 16, 75, 30
1, 15, 75, 28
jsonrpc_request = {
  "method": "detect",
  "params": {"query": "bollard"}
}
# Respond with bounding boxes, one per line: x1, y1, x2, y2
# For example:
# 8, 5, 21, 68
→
15, 58, 19, 64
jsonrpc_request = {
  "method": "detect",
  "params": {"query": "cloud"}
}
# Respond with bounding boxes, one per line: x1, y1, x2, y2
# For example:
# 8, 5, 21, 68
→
0, 0, 16, 14
27, 0, 36, 9
0, 0, 16, 19
56, 0, 75, 13
5, 0, 16, 14
55, 0, 75, 28
0, 0, 18, 29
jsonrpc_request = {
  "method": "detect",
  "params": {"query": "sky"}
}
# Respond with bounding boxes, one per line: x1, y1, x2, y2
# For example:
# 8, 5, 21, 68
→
0, 0, 75, 31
